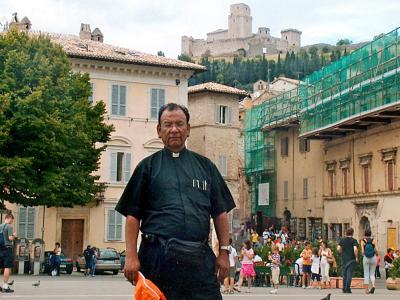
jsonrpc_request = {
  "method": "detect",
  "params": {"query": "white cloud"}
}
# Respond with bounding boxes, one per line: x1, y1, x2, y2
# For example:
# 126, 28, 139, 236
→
1, 0, 399, 57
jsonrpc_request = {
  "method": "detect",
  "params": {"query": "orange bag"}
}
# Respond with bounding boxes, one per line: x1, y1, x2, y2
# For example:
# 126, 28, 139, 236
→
135, 272, 166, 300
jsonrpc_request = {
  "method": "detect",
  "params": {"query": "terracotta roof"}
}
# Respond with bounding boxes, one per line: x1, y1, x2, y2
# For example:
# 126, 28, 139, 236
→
188, 82, 248, 96
270, 76, 300, 85
30, 31, 206, 72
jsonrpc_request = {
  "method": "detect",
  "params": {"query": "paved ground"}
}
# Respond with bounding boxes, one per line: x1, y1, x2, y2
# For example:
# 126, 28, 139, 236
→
1, 272, 399, 299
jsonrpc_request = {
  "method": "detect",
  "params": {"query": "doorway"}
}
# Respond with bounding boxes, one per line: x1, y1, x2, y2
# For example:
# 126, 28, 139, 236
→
61, 219, 84, 260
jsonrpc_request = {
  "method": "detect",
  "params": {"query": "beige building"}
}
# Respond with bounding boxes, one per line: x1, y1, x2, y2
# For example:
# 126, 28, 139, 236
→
321, 122, 400, 253
4, 18, 205, 259
187, 82, 248, 231
182, 3, 301, 59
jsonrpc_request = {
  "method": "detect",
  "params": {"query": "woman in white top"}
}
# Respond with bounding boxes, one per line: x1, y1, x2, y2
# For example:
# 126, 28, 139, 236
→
237, 240, 256, 293
319, 241, 333, 288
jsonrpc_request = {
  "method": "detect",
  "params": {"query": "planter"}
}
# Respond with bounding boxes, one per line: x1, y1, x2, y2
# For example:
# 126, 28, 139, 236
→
386, 278, 400, 290
336, 277, 364, 289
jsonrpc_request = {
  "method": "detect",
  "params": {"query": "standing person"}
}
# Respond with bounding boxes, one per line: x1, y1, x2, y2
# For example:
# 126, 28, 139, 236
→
83, 245, 94, 276
269, 245, 280, 294
53, 242, 62, 276
337, 227, 359, 294
237, 240, 255, 293
375, 253, 381, 279
360, 228, 377, 294
310, 247, 322, 289
222, 238, 238, 294
319, 241, 333, 288
90, 246, 98, 277
116, 103, 235, 299
384, 248, 394, 278
0, 213, 17, 293
301, 242, 313, 288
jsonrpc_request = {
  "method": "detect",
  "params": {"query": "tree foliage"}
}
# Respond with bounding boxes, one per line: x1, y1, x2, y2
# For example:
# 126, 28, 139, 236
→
187, 46, 347, 91
0, 31, 114, 207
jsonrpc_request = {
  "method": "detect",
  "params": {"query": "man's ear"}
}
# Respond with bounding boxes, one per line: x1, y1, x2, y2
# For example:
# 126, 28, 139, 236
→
187, 123, 191, 137
157, 124, 161, 138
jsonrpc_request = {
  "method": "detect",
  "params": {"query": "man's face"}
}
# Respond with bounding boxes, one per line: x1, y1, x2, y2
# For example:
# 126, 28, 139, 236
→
157, 109, 190, 152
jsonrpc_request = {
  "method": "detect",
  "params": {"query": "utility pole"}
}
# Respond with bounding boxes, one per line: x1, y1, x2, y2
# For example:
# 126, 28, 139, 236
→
263, 47, 270, 85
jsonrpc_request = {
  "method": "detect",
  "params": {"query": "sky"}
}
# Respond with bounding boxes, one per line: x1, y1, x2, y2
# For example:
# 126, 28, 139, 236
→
1, 0, 399, 58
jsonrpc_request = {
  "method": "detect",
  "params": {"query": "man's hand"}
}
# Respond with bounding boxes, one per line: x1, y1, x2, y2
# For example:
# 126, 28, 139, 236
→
124, 253, 141, 285
216, 251, 229, 282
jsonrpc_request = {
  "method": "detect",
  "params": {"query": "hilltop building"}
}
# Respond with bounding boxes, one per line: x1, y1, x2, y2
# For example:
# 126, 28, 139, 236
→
181, 3, 301, 59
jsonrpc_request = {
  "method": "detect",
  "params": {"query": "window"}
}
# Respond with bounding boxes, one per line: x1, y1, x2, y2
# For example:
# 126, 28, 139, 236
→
328, 171, 335, 196
303, 178, 308, 199
342, 168, 349, 195
88, 83, 94, 103
215, 105, 232, 125
283, 181, 288, 200
388, 161, 394, 191
330, 223, 342, 240
110, 151, 131, 183
111, 85, 126, 116
363, 165, 369, 193
218, 155, 227, 177
299, 138, 310, 153
107, 209, 123, 241
18, 207, 35, 239
308, 218, 322, 241
298, 218, 306, 240
281, 137, 289, 156
150, 88, 165, 120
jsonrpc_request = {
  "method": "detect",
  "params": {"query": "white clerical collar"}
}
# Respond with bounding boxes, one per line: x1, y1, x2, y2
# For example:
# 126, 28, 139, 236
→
172, 152, 180, 158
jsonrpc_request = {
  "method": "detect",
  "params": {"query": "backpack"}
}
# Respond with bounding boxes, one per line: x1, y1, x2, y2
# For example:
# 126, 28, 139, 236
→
364, 238, 375, 258
0, 224, 7, 248
84, 249, 92, 260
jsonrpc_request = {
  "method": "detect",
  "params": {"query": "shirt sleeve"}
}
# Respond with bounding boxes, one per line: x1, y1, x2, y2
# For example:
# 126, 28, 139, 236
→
209, 162, 236, 218
115, 160, 148, 219
6, 225, 13, 240
353, 238, 359, 247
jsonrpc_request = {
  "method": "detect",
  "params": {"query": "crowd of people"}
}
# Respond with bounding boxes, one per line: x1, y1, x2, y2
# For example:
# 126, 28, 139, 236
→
220, 225, 399, 295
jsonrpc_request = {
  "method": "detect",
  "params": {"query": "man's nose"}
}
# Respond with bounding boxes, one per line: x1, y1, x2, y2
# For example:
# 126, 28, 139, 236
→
170, 124, 179, 132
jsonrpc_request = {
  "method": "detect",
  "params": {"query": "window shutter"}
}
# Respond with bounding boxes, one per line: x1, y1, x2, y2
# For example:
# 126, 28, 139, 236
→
110, 152, 117, 182
115, 212, 123, 240
215, 104, 220, 123
303, 178, 308, 199
111, 85, 119, 115
107, 210, 115, 240
124, 153, 131, 183
151, 89, 158, 119
119, 86, 126, 116
18, 207, 27, 238
27, 207, 35, 239
227, 106, 232, 125
88, 83, 94, 103
159, 89, 165, 107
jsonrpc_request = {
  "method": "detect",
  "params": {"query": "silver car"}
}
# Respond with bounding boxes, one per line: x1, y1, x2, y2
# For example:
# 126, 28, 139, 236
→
76, 248, 121, 275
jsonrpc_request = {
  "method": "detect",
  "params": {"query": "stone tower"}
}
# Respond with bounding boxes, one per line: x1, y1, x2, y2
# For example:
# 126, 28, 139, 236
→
79, 23, 92, 40
281, 29, 302, 49
228, 3, 252, 39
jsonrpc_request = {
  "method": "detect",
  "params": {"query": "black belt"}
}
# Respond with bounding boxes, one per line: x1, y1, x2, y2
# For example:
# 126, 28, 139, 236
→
141, 233, 208, 245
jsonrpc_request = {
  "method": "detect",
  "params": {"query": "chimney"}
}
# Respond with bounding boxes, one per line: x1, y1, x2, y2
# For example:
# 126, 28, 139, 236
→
79, 23, 91, 40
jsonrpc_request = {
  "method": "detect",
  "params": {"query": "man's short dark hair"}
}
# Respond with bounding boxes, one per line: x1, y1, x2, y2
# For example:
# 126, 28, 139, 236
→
346, 227, 354, 236
364, 228, 371, 237
158, 103, 190, 124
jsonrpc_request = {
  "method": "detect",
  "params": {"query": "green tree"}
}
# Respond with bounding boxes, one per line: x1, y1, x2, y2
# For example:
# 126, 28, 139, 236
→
157, 50, 165, 57
336, 38, 352, 46
0, 31, 113, 207
177, 54, 194, 63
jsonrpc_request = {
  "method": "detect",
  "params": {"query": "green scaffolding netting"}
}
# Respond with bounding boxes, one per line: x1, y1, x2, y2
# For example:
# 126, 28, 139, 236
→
244, 27, 400, 216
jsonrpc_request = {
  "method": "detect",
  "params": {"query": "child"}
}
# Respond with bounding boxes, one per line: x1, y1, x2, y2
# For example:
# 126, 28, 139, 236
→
269, 245, 281, 294
301, 242, 312, 288
311, 247, 321, 289
237, 240, 255, 293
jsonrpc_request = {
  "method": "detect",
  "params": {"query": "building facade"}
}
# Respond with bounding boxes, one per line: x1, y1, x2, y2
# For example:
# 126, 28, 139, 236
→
4, 18, 204, 259
187, 82, 248, 234
182, 3, 301, 59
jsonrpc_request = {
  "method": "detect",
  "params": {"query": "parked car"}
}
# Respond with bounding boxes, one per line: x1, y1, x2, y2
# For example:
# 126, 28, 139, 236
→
119, 250, 125, 270
42, 251, 73, 274
76, 248, 121, 275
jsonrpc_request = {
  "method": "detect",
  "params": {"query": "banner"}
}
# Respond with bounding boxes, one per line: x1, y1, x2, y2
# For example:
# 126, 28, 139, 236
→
258, 182, 269, 206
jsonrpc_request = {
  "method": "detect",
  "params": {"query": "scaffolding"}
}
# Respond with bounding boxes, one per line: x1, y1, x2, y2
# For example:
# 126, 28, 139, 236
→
244, 27, 400, 216
301, 27, 400, 135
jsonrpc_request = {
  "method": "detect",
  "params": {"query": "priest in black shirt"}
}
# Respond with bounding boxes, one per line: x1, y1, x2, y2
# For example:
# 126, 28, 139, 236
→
338, 227, 359, 294
116, 103, 235, 299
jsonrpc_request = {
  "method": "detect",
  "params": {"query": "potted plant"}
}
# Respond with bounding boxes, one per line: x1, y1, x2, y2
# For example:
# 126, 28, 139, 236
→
386, 257, 400, 290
